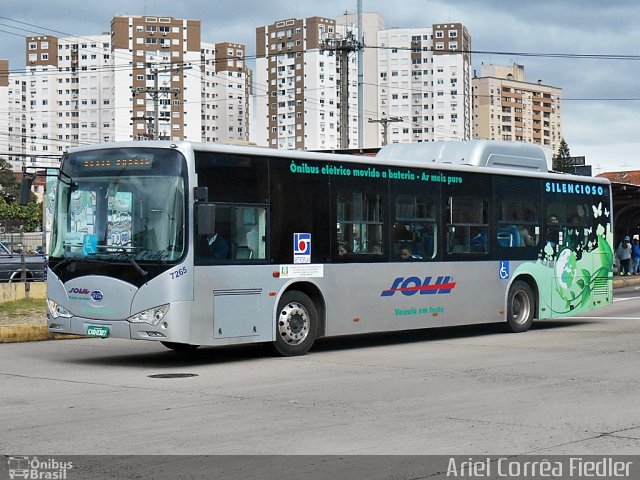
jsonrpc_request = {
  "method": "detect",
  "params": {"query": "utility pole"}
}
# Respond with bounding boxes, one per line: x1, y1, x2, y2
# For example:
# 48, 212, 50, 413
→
132, 65, 189, 140
368, 116, 403, 146
357, 0, 364, 149
320, 31, 362, 149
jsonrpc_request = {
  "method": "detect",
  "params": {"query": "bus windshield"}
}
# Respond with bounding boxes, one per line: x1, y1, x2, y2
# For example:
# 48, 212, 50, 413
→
50, 147, 188, 264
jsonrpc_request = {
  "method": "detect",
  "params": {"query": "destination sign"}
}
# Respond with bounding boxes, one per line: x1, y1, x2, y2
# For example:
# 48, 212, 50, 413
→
79, 157, 153, 170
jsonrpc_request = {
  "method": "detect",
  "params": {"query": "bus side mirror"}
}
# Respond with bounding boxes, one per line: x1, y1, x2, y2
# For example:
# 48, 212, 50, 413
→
19, 174, 35, 205
197, 204, 216, 235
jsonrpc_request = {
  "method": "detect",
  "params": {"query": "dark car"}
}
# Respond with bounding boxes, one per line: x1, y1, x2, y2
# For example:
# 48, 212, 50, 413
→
0, 241, 47, 282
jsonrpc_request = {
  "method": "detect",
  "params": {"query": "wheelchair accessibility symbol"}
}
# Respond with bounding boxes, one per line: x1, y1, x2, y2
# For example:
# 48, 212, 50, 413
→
499, 261, 510, 280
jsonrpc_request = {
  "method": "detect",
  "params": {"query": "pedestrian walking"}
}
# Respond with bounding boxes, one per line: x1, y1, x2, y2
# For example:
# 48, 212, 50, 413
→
632, 235, 640, 275
616, 235, 633, 275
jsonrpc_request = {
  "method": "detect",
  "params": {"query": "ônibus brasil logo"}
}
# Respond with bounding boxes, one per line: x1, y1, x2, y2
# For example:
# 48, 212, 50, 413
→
381, 276, 456, 297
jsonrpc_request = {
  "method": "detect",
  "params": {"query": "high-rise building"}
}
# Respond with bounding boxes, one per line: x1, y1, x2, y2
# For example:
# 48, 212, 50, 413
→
0, 60, 10, 165
335, 12, 385, 149
472, 63, 562, 154
111, 15, 202, 141
0, 15, 252, 168
201, 42, 250, 144
15, 34, 114, 169
377, 23, 472, 145
5, 72, 26, 171
254, 16, 359, 150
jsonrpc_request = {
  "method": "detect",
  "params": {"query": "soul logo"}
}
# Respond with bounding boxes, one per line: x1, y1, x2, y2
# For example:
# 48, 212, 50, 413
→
381, 276, 456, 297
67, 287, 104, 302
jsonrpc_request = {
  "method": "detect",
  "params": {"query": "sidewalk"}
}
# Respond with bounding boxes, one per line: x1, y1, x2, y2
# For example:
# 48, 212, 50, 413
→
612, 273, 640, 289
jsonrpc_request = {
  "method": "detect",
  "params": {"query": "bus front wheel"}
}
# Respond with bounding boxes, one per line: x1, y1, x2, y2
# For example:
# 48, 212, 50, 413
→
273, 291, 318, 356
506, 280, 535, 333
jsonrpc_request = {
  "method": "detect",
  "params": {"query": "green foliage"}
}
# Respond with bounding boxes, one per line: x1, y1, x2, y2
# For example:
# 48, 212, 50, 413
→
0, 297, 46, 325
553, 138, 574, 173
0, 157, 19, 202
0, 158, 43, 232
0, 199, 42, 232
0, 297, 46, 316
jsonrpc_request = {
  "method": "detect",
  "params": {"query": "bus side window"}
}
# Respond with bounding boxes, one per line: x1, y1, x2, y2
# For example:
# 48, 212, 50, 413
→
335, 192, 384, 260
497, 201, 539, 248
195, 204, 267, 263
393, 195, 437, 261
234, 206, 267, 260
546, 202, 590, 252
447, 196, 488, 254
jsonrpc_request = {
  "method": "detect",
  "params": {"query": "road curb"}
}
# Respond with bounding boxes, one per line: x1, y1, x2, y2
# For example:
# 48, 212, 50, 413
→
613, 275, 640, 289
0, 324, 78, 343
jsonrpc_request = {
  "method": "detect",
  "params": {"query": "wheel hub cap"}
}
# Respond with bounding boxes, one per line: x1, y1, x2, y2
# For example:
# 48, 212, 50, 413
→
278, 302, 310, 345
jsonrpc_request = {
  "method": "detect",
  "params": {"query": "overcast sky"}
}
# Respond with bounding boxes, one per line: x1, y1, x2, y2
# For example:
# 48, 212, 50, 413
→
1, 0, 638, 173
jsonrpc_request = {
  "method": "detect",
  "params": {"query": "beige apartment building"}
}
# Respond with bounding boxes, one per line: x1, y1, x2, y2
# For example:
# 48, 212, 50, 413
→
472, 63, 562, 154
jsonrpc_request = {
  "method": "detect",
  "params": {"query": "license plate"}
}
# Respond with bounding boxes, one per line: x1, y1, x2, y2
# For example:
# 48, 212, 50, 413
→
86, 325, 110, 338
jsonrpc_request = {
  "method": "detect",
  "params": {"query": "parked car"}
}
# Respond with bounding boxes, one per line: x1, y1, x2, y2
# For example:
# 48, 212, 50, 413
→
0, 241, 46, 282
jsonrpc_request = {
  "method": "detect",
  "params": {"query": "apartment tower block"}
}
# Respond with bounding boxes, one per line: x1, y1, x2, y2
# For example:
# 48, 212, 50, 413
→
377, 23, 472, 145
254, 17, 359, 150
472, 63, 562, 154
111, 15, 202, 141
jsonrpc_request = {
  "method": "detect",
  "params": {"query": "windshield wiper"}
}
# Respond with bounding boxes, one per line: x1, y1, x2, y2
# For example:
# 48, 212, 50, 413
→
135, 249, 171, 262
96, 245, 148, 277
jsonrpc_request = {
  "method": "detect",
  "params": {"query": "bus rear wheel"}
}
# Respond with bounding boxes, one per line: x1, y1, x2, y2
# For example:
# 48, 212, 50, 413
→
273, 291, 318, 356
161, 341, 200, 352
506, 280, 535, 333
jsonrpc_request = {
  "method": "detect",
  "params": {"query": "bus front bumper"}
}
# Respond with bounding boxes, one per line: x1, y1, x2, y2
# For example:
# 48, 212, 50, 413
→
48, 316, 169, 341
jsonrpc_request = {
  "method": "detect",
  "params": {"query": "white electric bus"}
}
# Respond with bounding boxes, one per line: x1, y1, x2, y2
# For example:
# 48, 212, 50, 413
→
39, 140, 613, 355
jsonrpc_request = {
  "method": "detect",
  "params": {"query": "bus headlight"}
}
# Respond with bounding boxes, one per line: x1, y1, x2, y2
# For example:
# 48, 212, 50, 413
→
47, 299, 72, 319
127, 304, 170, 326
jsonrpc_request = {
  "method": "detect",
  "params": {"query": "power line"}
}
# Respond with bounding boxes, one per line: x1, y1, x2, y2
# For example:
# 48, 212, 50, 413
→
320, 30, 362, 149
368, 116, 403, 146
2, 14, 638, 153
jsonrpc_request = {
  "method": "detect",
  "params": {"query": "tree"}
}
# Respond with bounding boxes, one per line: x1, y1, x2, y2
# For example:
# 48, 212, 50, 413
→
0, 198, 42, 232
553, 138, 574, 173
0, 157, 19, 203
0, 157, 42, 232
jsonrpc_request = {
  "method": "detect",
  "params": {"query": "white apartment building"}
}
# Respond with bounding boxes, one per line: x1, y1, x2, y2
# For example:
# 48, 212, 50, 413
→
0, 60, 10, 165
201, 42, 250, 144
111, 16, 202, 141
1, 15, 251, 161
253, 17, 359, 150
472, 63, 562, 154
9, 34, 114, 170
336, 12, 384, 149
5, 72, 27, 171
377, 23, 472, 145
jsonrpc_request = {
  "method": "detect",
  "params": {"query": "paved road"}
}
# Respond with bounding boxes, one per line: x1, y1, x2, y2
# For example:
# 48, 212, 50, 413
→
1, 292, 640, 456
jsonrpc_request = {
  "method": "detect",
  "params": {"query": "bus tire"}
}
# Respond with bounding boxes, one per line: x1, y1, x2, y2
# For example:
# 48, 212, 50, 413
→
161, 341, 200, 352
273, 291, 318, 356
506, 280, 535, 333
